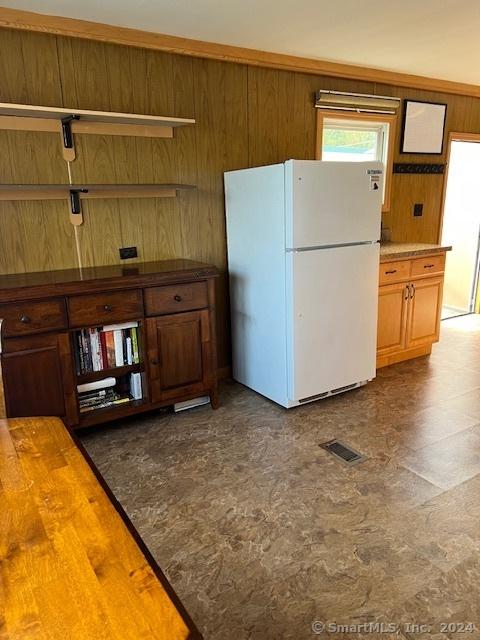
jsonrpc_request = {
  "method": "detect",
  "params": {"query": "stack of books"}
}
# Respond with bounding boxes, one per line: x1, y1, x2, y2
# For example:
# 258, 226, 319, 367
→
77, 373, 143, 414
74, 322, 140, 375
79, 388, 131, 413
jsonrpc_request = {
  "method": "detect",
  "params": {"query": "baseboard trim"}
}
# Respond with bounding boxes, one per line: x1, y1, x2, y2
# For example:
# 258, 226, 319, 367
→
376, 344, 432, 369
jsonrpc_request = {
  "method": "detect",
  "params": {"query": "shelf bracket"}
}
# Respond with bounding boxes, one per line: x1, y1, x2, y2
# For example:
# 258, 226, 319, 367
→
61, 115, 79, 162
69, 188, 87, 226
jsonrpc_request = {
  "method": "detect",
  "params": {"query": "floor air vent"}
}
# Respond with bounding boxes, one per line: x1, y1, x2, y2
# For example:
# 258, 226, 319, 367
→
320, 439, 367, 465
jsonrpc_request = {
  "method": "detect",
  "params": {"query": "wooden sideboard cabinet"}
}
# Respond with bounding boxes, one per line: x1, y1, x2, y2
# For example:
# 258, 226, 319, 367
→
377, 250, 448, 368
0, 260, 219, 429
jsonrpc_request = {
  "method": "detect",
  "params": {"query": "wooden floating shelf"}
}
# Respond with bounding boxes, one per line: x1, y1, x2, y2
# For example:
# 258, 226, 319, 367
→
0, 102, 195, 139
0, 103, 195, 127
0, 183, 196, 201
0, 102, 196, 163
0, 104, 197, 225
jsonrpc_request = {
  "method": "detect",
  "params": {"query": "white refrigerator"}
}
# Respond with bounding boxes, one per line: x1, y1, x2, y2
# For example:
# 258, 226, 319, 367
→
224, 160, 383, 408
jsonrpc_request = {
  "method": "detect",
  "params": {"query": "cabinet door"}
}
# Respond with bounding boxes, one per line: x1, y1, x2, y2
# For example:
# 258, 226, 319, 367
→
1, 332, 78, 424
406, 276, 443, 348
146, 310, 212, 403
377, 282, 409, 356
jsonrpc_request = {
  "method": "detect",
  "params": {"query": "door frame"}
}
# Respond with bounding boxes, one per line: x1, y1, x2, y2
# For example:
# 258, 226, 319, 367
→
439, 132, 480, 313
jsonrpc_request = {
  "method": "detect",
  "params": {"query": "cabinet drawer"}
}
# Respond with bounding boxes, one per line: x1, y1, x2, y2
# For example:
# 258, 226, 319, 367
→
0, 298, 67, 337
68, 290, 143, 327
145, 282, 208, 316
379, 260, 411, 285
411, 254, 445, 278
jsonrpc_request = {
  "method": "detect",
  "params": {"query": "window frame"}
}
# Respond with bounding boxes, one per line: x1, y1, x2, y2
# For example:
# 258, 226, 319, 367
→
315, 109, 397, 213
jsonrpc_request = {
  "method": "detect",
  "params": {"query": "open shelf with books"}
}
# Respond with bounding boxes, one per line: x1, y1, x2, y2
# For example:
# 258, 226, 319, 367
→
77, 372, 146, 417
73, 321, 143, 377
73, 320, 147, 422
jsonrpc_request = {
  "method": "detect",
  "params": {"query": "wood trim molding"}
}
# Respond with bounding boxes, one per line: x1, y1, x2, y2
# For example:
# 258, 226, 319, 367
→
1, 7, 480, 98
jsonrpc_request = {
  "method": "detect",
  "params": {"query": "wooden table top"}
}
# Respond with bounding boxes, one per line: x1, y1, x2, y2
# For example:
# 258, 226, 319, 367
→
0, 416, 202, 639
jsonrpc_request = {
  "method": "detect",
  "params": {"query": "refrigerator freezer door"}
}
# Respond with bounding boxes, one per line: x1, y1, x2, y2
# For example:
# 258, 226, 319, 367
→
285, 160, 383, 249
286, 243, 379, 403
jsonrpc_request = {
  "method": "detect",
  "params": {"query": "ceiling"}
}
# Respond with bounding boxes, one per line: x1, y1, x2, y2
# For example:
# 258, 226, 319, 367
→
6, 0, 480, 85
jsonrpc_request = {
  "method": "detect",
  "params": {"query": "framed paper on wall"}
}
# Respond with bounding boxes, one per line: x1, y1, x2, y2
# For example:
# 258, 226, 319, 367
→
401, 100, 447, 154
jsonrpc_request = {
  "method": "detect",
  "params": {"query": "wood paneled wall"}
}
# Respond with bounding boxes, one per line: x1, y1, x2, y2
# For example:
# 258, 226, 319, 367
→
1, 28, 480, 366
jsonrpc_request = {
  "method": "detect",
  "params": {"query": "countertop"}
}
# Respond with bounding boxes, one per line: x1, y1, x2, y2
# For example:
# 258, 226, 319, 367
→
0, 416, 202, 639
380, 242, 452, 261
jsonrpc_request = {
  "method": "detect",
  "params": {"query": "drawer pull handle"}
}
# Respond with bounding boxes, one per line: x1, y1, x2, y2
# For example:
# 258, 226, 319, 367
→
20, 315, 31, 324
104, 304, 113, 312
174, 294, 183, 302
385, 269, 397, 275
424, 264, 435, 268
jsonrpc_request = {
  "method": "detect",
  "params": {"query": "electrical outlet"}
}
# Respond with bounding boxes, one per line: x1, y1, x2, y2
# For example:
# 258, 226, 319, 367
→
119, 246, 138, 259
413, 203, 423, 217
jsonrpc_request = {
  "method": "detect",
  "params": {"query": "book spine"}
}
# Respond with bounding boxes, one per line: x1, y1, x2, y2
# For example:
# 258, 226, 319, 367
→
82, 329, 92, 373
90, 329, 99, 372
126, 336, 133, 366
122, 329, 128, 365
105, 331, 116, 368
99, 331, 108, 370
77, 376, 117, 394
102, 321, 139, 332
130, 372, 143, 400
76, 331, 84, 374
78, 389, 107, 401
114, 329, 124, 367
131, 327, 139, 364
80, 396, 131, 413
95, 330, 102, 371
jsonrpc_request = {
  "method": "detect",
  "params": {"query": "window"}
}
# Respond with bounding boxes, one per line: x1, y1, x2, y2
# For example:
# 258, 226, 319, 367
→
316, 110, 396, 212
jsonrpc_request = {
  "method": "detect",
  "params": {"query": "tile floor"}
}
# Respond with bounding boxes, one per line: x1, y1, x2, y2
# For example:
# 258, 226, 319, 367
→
81, 314, 480, 639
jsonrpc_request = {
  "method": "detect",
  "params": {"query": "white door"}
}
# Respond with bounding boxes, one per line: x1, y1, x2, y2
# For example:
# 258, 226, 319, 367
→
286, 243, 379, 402
285, 160, 383, 249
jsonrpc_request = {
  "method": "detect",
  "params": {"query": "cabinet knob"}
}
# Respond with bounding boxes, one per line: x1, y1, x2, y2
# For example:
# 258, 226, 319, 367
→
174, 294, 182, 302
151, 359, 159, 366
20, 315, 31, 324
104, 304, 113, 312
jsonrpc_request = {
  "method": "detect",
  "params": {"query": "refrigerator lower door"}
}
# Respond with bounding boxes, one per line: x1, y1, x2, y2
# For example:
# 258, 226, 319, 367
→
287, 243, 379, 404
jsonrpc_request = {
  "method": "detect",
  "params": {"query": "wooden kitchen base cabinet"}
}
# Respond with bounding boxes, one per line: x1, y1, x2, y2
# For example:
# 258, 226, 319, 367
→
377, 251, 447, 368
2, 331, 77, 422
377, 282, 409, 356
146, 309, 218, 406
0, 260, 219, 428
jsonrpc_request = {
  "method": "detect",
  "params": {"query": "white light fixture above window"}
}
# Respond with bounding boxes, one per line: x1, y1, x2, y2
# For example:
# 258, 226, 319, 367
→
315, 90, 401, 115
